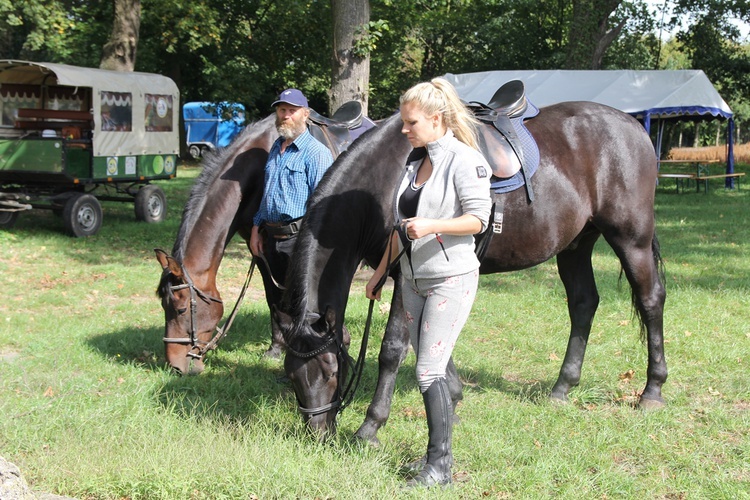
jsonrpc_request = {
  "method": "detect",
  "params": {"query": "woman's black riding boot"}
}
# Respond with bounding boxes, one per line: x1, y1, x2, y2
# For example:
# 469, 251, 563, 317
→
405, 378, 453, 488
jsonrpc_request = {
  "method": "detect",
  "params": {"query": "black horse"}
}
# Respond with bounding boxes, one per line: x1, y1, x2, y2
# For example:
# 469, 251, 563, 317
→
275, 101, 667, 441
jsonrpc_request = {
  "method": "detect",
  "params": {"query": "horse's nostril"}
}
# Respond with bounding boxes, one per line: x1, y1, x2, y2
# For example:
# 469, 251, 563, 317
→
169, 364, 186, 376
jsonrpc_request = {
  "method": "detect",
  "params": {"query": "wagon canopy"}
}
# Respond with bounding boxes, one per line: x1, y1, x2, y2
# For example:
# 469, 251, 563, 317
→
0, 60, 179, 157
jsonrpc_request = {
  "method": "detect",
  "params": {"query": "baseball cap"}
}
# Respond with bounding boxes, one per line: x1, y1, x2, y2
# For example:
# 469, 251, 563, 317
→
272, 88, 308, 108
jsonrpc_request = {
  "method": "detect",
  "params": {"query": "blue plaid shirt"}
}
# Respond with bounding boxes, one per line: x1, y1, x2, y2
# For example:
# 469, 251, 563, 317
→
253, 129, 333, 226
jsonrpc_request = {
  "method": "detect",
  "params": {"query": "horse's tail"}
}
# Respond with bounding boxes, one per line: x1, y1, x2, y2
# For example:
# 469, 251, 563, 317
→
624, 230, 666, 343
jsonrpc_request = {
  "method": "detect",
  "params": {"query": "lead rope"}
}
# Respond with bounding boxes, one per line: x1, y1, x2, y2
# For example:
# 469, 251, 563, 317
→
197, 257, 257, 356
338, 226, 406, 413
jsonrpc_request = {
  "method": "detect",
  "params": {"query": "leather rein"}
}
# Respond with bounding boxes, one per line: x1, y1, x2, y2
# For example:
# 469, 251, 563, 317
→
163, 259, 256, 360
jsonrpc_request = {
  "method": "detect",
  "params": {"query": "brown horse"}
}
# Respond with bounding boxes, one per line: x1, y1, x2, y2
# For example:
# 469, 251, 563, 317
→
275, 101, 667, 441
154, 108, 374, 375
155, 115, 281, 375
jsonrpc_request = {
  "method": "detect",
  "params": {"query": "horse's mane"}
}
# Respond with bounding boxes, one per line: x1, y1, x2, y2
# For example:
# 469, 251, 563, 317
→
156, 116, 274, 301
172, 116, 273, 261
282, 116, 405, 342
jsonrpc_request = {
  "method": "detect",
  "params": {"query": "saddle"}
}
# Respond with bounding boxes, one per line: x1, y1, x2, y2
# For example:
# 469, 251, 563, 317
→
467, 80, 539, 203
308, 101, 376, 158
469, 80, 541, 262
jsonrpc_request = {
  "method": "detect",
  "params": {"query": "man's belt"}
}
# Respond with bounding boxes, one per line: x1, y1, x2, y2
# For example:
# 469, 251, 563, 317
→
264, 218, 302, 238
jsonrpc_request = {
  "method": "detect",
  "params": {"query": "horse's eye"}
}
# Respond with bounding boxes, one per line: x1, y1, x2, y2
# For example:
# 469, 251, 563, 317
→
177, 308, 187, 315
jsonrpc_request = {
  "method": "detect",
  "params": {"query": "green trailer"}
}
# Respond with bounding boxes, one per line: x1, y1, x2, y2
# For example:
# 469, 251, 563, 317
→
0, 60, 179, 236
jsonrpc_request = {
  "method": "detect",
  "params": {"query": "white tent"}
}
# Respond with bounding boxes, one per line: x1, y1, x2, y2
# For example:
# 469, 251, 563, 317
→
444, 69, 735, 173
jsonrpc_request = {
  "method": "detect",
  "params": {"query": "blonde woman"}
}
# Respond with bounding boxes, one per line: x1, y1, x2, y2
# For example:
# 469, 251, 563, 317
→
366, 78, 492, 488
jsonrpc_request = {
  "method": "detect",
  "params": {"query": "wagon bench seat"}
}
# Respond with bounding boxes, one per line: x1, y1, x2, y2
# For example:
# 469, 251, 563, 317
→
16, 108, 93, 121
15, 109, 93, 131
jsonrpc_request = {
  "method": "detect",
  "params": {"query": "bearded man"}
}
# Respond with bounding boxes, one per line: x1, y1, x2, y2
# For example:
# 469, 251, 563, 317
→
250, 89, 334, 357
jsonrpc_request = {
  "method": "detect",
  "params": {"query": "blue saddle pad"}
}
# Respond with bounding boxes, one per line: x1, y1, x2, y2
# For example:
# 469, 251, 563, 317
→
489, 102, 540, 194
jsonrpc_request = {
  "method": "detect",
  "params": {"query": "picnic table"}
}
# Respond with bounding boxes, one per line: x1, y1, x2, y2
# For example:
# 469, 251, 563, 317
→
657, 159, 744, 193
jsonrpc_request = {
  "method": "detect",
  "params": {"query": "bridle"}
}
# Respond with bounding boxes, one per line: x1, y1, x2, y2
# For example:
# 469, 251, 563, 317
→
163, 260, 255, 360
289, 225, 406, 419
286, 305, 370, 418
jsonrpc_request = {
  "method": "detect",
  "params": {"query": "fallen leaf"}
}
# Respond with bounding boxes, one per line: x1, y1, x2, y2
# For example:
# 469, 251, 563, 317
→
548, 352, 559, 361
43, 386, 54, 397
619, 369, 635, 381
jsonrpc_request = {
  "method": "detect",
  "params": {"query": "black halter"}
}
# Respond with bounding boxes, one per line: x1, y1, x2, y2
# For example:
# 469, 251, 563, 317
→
163, 262, 227, 360
289, 226, 405, 418
286, 306, 370, 418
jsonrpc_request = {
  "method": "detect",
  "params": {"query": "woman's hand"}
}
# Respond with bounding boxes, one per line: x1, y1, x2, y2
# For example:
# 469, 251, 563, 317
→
403, 214, 482, 239
365, 271, 385, 301
402, 217, 435, 240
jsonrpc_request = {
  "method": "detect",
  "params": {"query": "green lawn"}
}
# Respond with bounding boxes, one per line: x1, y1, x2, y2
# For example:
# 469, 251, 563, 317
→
0, 163, 748, 499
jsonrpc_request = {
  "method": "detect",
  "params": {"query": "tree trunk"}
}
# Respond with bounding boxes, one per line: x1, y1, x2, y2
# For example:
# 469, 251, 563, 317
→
100, 0, 141, 71
565, 0, 624, 69
330, 0, 370, 116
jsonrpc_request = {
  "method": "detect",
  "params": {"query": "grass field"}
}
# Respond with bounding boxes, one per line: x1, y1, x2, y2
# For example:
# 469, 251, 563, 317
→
1, 161, 749, 499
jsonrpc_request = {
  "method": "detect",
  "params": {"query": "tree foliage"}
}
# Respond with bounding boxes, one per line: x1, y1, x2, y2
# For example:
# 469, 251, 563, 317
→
0, 0, 746, 124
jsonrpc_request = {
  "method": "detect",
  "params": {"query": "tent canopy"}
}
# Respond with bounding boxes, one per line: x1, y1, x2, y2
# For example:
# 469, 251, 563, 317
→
444, 69, 732, 121
445, 69, 735, 175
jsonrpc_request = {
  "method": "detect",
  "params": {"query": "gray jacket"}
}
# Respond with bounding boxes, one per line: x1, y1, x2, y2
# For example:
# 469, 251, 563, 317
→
394, 129, 492, 280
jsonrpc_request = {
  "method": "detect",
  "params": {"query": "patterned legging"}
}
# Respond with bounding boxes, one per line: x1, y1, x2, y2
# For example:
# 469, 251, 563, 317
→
401, 269, 479, 392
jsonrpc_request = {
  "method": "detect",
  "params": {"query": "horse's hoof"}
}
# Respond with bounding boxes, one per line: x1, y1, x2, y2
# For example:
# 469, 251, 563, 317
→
549, 395, 568, 405
352, 431, 381, 448
639, 397, 665, 411
263, 346, 283, 359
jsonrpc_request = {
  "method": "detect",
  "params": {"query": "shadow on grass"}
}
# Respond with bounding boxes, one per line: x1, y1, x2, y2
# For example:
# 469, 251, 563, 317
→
84, 309, 301, 425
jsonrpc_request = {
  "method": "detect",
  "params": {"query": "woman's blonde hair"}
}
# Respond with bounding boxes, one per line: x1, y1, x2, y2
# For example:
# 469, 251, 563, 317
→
400, 77, 479, 150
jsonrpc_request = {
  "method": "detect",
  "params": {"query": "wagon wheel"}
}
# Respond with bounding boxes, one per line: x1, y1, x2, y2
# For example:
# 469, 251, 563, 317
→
62, 193, 103, 237
188, 145, 202, 159
0, 211, 19, 229
134, 185, 167, 223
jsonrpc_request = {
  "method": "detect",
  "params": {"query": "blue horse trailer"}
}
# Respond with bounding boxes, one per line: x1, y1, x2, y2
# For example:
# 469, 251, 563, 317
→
183, 102, 245, 159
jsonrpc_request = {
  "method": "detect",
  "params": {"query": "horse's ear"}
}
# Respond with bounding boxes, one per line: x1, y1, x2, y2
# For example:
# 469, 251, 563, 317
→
154, 249, 170, 270
305, 311, 321, 324
272, 305, 293, 329
324, 306, 336, 331
165, 256, 183, 278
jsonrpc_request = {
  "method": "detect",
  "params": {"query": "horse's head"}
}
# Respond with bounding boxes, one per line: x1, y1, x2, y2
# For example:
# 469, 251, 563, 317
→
275, 306, 347, 438
154, 249, 224, 375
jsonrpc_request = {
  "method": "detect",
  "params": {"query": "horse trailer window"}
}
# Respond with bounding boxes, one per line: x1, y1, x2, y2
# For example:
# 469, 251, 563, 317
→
145, 94, 173, 132
100, 91, 132, 131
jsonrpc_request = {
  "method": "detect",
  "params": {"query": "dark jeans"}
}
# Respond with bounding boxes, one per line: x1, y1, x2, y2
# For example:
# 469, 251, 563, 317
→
261, 231, 297, 305
256, 230, 298, 355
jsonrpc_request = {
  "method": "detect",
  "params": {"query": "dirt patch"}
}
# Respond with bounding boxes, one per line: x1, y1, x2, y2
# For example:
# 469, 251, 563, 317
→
0, 348, 21, 363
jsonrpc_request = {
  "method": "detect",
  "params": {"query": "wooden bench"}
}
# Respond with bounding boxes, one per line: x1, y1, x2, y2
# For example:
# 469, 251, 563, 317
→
14, 108, 93, 131
657, 173, 696, 193
695, 172, 745, 193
